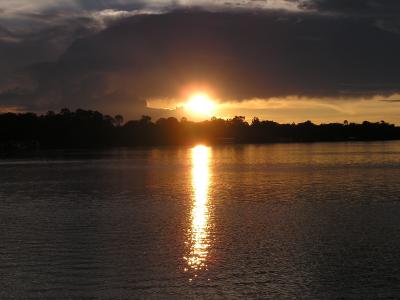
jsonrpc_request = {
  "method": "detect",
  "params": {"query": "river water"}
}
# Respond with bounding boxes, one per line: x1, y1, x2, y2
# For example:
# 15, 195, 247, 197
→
1, 142, 400, 298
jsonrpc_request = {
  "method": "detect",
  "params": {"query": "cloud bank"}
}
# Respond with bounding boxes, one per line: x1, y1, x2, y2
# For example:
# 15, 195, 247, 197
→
0, 1, 399, 120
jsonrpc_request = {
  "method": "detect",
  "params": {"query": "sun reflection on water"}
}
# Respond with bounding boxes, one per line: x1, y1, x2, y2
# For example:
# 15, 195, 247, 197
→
184, 145, 212, 276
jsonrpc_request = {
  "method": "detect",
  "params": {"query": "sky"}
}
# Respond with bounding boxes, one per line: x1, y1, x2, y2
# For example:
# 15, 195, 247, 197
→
0, 0, 400, 123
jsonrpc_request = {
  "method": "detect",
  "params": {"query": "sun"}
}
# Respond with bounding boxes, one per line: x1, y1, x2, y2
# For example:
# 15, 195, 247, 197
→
185, 93, 216, 116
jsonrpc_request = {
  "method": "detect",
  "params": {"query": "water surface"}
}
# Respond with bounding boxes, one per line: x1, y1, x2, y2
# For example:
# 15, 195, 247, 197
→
1, 142, 400, 298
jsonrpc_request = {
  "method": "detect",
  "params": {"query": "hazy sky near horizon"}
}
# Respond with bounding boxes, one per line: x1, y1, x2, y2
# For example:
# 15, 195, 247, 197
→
0, 0, 400, 123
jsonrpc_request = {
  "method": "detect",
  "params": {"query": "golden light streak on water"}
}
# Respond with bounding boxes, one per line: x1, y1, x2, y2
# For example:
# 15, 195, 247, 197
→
184, 145, 212, 276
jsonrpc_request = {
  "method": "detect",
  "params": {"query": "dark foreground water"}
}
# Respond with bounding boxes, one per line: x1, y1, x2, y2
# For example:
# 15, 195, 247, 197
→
1, 142, 400, 299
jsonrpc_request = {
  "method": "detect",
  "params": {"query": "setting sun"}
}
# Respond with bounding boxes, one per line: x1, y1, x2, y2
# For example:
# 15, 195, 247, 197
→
185, 93, 216, 116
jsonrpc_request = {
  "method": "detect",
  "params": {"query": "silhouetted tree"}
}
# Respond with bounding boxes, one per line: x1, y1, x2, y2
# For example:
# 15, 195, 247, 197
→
251, 117, 260, 126
1, 108, 400, 153
114, 115, 124, 127
140, 115, 152, 125
60, 108, 71, 116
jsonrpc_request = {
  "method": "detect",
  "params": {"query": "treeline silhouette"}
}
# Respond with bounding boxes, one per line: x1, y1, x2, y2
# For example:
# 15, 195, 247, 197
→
1, 109, 400, 152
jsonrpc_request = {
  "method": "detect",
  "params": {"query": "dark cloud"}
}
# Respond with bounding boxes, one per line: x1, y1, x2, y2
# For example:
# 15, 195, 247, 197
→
0, 0, 169, 76
75, 0, 149, 11
0, 25, 18, 43
380, 99, 400, 103
1, 9, 400, 117
0, 17, 100, 87
300, 0, 400, 16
